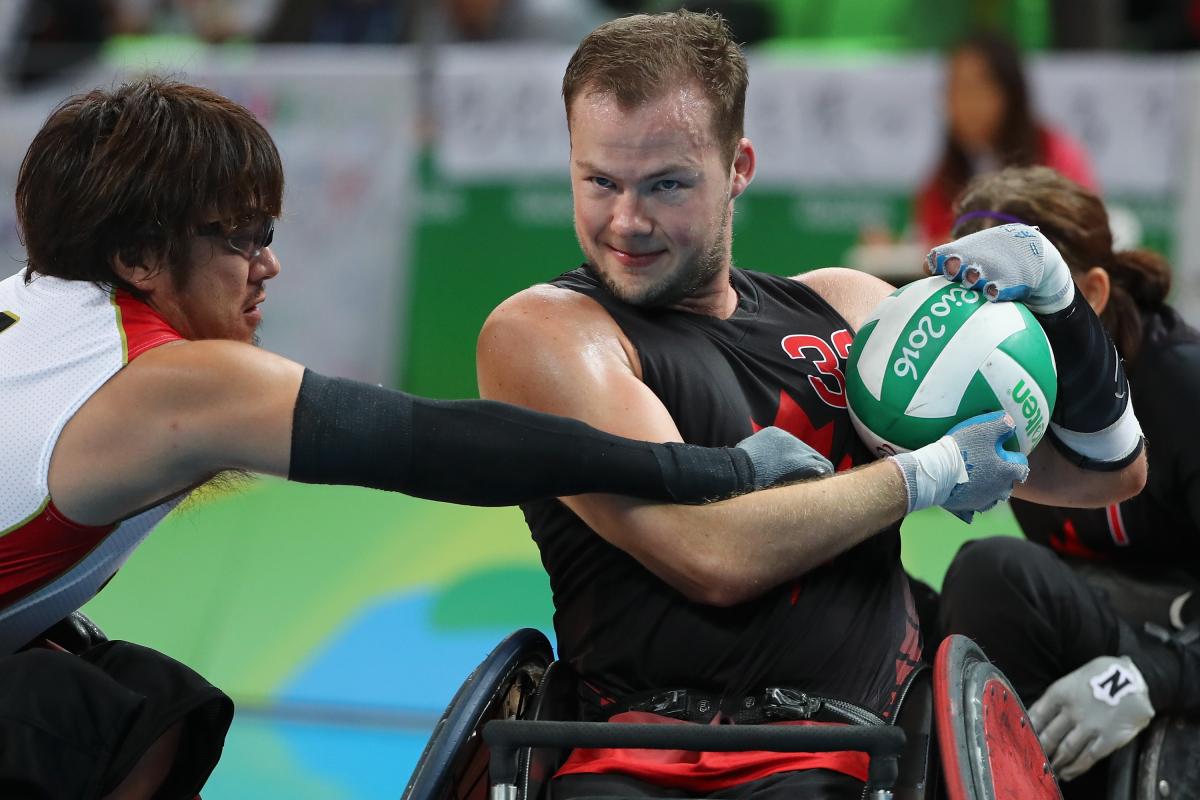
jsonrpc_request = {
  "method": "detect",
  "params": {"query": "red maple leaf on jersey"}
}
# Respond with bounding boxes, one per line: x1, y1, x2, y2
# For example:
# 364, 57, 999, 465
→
752, 389, 854, 472
1050, 518, 1108, 561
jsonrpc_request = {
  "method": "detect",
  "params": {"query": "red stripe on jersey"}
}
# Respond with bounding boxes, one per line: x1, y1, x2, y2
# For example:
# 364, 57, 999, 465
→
1106, 504, 1130, 546
0, 501, 115, 607
554, 711, 869, 791
114, 290, 184, 360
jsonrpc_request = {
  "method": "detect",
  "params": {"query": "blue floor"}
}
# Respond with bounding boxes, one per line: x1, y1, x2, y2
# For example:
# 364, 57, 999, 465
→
205, 716, 432, 799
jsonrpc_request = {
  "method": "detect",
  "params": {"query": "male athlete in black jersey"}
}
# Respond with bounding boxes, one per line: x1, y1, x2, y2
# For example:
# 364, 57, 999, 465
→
0, 77, 835, 800
478, 12, 1146, 800
937, 167, 1200, 796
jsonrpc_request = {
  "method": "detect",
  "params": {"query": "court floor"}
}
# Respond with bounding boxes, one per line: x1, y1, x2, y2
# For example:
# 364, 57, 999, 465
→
206, 716, 430, 799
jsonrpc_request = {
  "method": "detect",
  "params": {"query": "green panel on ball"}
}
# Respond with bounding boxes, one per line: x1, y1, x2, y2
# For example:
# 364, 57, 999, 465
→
954, 371, 1020, 452
845, 319, 879, 414
954, 370, 1002, 421
867, 408, 957, 452
877, 284, 987, 414
995, 306, 1058, 415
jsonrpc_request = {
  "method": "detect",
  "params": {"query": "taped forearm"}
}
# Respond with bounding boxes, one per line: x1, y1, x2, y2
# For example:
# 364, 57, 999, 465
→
1039, 293, 1144, 470
286, 370, 755, 505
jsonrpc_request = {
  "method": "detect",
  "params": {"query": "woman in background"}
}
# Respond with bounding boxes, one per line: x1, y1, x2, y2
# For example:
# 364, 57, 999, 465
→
915, 31, 1097, 247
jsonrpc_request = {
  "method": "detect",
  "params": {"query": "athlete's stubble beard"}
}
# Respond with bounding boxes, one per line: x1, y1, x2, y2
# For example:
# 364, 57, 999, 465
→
584, 198, 733, 309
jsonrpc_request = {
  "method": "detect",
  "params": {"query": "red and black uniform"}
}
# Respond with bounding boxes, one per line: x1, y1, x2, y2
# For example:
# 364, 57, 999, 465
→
1012, 306, 1200, 575
940, 305, 1200, 796
524, 266, 921, 798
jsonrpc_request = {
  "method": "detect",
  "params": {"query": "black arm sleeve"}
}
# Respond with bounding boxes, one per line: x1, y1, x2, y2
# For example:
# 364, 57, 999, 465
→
287, 369, 755, 506
1038, 291, 1144, 470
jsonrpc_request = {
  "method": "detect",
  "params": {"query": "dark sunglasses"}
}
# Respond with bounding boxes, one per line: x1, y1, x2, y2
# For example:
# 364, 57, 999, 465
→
197, 216, 275, 260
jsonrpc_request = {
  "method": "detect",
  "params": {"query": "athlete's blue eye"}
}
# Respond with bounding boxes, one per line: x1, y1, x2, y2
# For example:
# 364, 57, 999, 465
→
591, 177, 615, 190
655, 179, 681, 192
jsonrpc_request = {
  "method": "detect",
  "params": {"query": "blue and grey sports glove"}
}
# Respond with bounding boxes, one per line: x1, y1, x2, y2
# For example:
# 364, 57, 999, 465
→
927, 223, 1074, 313
736, 426, 835, 489
889, 411, 1030, 522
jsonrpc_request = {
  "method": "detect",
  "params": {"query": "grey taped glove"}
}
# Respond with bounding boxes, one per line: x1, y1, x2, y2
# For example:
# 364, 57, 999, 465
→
928, 223, 1074, 314
889, 411, 1030, 522
1028, 655, 1155, 782
735, 426, 835, 489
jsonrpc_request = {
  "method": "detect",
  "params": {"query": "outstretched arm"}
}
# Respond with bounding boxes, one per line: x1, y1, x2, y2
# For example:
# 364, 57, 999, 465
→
286, 368, 804, 505
47, 336, 798, 527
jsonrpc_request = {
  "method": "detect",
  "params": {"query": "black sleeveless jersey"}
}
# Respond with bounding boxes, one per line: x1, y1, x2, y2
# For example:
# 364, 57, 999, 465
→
1012, 306, 1200, 579
522, 266, 919, 717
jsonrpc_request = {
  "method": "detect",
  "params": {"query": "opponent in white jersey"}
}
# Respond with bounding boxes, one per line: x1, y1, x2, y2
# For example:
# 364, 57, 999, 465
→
0, 273, 186, 653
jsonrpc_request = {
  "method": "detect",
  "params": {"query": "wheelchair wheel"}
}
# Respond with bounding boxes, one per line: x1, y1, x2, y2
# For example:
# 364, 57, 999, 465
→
404, 628, 553, 800
934, 635, 1061, 800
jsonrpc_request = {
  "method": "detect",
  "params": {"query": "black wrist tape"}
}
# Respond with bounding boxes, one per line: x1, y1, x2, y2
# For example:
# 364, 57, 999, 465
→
655, 442, 756, 503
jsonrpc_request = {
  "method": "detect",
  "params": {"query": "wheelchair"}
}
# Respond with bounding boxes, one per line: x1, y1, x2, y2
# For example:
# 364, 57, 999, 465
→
1105, 707, 1200, 799
401, 631, 1060, 800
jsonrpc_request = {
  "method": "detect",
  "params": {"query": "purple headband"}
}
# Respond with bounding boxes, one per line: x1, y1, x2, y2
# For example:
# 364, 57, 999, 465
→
954, 210, 1028, 228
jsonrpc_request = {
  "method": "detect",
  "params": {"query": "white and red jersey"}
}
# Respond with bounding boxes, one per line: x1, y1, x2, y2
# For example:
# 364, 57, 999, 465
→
0, 270, 184, 653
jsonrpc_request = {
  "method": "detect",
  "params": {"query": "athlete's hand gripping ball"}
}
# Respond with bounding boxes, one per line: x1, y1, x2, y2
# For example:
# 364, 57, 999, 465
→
736, 426, 835, 489
889, 411, 1029, 522
928, 224, 1074, 314
1028, 655, 1155, 782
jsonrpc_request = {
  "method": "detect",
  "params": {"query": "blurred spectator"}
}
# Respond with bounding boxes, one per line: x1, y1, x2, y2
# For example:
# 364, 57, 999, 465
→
915, 31, 1097, 247
1049, 0, 1121, 48
1124, 0, 1200, 50
421, 0, 612, 44
262, 0, 409, 44
7, 0, 109, 89
265, 0, 611, 45
112, 0, 279, 42
111, 0, 280, 41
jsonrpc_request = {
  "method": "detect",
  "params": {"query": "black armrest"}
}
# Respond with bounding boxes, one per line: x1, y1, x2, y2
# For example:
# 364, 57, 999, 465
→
485, 719, 905, 795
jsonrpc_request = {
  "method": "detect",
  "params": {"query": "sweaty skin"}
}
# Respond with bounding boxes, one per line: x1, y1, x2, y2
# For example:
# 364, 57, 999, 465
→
478, 86, 1146, 607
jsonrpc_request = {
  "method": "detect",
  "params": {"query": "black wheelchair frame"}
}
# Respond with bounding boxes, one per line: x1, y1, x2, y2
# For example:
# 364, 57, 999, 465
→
403, 628, 936, 800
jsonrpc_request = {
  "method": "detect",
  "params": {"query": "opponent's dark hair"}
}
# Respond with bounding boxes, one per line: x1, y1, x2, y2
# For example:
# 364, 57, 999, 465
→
16, 76, 283, 296
933, 31, 1042, 211
953, 166, 1171, 361
562, 10, 748, 165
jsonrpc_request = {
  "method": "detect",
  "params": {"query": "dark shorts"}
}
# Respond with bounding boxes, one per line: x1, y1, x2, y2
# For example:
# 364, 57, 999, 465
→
0, 640, 233, 799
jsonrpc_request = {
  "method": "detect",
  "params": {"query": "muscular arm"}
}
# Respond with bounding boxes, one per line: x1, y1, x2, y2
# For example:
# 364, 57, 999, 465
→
49, 339, 766, 527
799, 267, 1146, 508
48, 340, 305, 525
477, 284, 909, 607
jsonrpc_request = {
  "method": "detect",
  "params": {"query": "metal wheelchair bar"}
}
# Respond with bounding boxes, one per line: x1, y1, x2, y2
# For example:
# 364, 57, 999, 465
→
484, 719, 905, 800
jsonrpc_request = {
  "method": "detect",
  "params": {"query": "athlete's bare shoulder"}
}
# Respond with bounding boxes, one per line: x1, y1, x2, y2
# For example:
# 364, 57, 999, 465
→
113, 338, 298, 403
51, 338, 303, 525
794, 268, 894, 332
480, 282, 638, 379
486, 282, 620, 335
